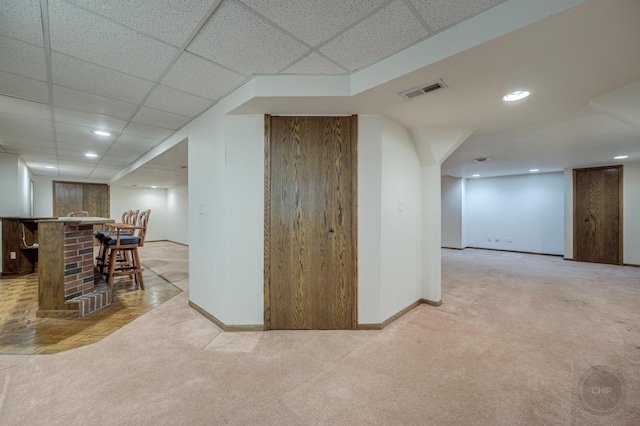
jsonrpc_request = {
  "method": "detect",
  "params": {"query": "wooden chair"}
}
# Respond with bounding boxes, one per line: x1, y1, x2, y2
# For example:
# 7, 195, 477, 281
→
101, 210, 150, 289
68, 210, 89, 217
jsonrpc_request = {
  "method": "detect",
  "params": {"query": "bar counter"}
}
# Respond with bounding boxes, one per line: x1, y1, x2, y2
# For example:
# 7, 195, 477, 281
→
37, 217, 114, 318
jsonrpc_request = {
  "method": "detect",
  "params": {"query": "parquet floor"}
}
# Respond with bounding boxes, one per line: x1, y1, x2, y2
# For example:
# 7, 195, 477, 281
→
0, 267, 182, 355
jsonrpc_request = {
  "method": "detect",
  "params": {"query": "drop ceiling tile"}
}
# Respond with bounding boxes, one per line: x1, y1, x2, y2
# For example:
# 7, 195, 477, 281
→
239, 0, 387, 46
48, 0, 179, 80
0, 111, 51, 133
0, 96, 51, 119
162, 52, 246, 101
0, 36, 47, 80
64, 0, 218, 47
409, 0, 505, 32
319, 1, 429, 72
54, 107, 127, 132
0, 125, 55, 144
187, 1, 309, 75
122, 122, 174, 140
144, 85, 213, 117
0, 71, 49, 103
52, 53, 153, 104
106, 140, 154, 157
282, 53, 348, 75
53, 85, 138, 121
118, 133, 165, 151
132, 107, 191, 130
55, 121, 120, 141
0, 0, 45, 46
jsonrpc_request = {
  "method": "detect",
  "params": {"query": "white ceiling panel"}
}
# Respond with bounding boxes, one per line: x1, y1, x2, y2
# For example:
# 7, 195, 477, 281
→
116, 133, 162, 151
0, 71, 49, 103
19, 153, 58, 163
319, 1, 429, 72
0, 113, 51, 135
0, 36, 47, 80
0, 0, 44, 46
409, 0, 506, 32
54, 107, 128, 132
283, 53, 347, 75
51, 53, 154, 105
132, 107, 191, 130
0, 125, 55, 144
0, 96, 51, 119
64, 0, 219, 47
187, 0, 309, 75
162, 52, 246, 101
52, 85, 138, 121
239, 0, 388, 47
48, 0, 179, 80
105, 140, 154, 158
144, 85, 213, 117
55, 121, 117, 142
122, 122, 175, 140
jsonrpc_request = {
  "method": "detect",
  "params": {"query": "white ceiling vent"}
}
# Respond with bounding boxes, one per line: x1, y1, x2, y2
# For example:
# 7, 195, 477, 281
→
400, 79, 447, 100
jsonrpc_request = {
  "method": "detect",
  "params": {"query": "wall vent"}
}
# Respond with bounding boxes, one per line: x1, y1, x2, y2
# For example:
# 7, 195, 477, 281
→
400, 79, 447, 100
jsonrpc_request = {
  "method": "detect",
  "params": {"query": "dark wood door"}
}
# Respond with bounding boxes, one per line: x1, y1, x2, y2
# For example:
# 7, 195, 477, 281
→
574, 166, 622, 265
52, 181, 109, 217
265, 115, 357, 330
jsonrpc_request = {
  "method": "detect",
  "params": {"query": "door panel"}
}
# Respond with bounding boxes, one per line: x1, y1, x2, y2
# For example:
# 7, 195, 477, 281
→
267, 116, 357, 330
574, 166, 621, 265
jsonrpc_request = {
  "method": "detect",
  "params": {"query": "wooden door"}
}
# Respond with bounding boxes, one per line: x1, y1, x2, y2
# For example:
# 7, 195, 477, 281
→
574, 166, 622, 265
53, 181, 109, 217
265, 115, 357, 330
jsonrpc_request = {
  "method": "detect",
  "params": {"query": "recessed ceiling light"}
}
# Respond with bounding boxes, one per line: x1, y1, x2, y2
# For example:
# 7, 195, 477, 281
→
472, 174, 480, 177
45, 165, 56, 169
85, 153, 98, 158
530, 169, 539, 172
614, 155, 628, 160
474, 157, 490, 162
151, 186, 158, 189
93, 130, 111, 136
503, 90, 530, 102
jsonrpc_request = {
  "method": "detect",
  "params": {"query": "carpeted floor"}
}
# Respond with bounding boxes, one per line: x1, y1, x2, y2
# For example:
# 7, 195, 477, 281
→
0, 243, 638, 425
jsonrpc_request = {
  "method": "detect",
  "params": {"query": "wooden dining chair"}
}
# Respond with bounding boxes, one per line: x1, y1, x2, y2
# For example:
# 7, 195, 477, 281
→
68, 210, 89, 217
101, 209, 150, 289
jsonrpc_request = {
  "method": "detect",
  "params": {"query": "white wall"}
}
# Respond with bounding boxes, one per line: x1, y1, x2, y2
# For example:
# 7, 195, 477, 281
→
167, 184, 188, 244
0, 153, 19, 216
466, 172, 564, 255
109, 186, 168, 242
623, 162, 640, 265
357, 115, 383, 324
17, 156, 33, 216
441, 176, 464, 249
379, 116, 422, 321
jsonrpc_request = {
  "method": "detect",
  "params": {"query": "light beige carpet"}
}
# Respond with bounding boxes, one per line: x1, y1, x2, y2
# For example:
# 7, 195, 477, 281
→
0, 243, 638, 425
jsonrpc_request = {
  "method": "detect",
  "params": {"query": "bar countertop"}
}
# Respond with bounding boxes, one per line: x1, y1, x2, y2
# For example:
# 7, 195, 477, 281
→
36, 217, 115, 225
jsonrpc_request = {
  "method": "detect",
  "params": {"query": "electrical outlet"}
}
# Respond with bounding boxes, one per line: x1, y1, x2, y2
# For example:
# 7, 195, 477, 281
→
495, 236, 500, 242
487, 236, 492, 242
10, 251, 16, 260
507, 237, 513, 243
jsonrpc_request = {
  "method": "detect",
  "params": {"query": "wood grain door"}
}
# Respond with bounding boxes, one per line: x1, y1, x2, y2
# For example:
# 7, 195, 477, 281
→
574, 166, 622, 265
53, 181, 109, 217
265, 115, 357, 330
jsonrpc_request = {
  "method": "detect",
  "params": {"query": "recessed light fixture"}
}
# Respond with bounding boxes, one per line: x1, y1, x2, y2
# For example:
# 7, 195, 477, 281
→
93, 130, 111, 137
503, 90, 530, 102
151, 186, 158, 189
474, 157, 490, 162
85, 153, 98, 158
472, 174, 480, 177
614, 155, 628, 160
45, 165, 56, 169
530, 169, 539, 172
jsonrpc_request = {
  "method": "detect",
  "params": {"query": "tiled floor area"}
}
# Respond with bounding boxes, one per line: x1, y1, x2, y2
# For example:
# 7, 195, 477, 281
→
0, 246, 182, 355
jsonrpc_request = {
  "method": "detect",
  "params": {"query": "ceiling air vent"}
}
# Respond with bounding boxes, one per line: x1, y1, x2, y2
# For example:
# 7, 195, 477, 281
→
400, 79, 447, 100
